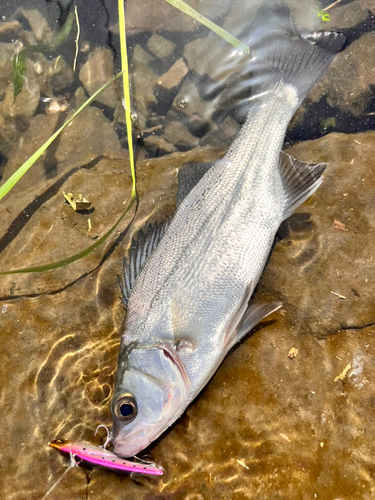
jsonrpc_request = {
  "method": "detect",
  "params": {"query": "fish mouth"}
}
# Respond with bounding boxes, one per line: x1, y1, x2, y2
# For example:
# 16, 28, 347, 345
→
113, 428, 149, 458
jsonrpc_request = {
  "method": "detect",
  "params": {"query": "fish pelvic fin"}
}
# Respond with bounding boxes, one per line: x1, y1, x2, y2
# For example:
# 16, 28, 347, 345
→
279, 151, 327, 221
118, 221, 169, 307
224, 283, 282, 351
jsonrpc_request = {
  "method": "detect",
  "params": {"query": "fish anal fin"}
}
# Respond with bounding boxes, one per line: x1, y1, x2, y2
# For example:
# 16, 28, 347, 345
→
118, 221, 169, 307
279, 151, 327, 221
177, 161, 214, 207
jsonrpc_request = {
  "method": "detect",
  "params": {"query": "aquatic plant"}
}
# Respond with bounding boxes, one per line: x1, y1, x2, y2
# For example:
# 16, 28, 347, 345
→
0, 1, 136, 274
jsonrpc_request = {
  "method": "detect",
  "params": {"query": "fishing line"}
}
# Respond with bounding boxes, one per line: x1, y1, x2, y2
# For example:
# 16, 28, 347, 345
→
40, 453, 77, 500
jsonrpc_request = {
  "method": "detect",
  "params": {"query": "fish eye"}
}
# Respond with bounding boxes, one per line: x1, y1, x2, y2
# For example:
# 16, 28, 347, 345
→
114, 394, 138, 422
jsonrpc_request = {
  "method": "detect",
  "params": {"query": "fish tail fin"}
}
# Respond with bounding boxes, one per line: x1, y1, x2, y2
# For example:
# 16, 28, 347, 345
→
205, 1, 346, 120
279, 151, 327, 221
265, 30, 346, 108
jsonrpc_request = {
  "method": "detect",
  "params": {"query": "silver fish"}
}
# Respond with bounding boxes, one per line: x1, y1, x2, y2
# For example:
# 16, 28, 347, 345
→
111, 6, 345, 457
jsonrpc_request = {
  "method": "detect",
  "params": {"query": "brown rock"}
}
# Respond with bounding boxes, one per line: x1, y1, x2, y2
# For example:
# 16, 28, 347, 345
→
308, 32, 375, 116
79, 48, 119, 109
2, 130, 375, 500
121, 0, 233, 36
147, 33, 176, 59
130, 45, 157, 118
155, 58, 188, 90
55, 107, 126, 170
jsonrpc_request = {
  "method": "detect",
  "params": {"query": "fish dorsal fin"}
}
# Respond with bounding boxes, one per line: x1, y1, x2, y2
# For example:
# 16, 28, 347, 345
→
176, 161, 214, 207
279, 151, 327, 221
118, 221, 169, 307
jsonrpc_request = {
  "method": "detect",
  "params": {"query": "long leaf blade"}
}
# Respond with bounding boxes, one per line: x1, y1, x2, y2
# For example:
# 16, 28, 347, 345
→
0, 197, 136, 275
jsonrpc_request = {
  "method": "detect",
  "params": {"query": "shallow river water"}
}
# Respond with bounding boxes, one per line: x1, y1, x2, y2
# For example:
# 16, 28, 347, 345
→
1, 1, 375, 499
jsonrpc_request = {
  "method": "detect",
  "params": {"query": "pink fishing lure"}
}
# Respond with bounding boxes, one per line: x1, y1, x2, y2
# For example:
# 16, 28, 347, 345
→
49, 439, 164, 476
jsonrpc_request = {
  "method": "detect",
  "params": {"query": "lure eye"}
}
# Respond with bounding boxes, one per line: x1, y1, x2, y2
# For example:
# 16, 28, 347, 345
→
114, 394, 138, 422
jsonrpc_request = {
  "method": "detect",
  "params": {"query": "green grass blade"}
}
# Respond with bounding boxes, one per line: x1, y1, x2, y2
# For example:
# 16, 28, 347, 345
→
12, 49, 27, 101
0, 197, 136, 275
0, 71, 124, 203
12, 12, 75, 100
118, 0, 137, 197
164, 0, 249, 54
50, 11, 75, 49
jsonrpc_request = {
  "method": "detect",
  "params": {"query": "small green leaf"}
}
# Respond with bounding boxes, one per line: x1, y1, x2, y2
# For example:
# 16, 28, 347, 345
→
12, 49, 27, 101
315, 9, 331, 22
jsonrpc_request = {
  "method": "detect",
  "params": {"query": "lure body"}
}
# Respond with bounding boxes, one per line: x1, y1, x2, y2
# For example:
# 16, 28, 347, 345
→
49, 439, 163, 475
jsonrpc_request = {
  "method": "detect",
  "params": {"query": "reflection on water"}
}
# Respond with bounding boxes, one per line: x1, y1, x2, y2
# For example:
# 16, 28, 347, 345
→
1, 0, 375, 499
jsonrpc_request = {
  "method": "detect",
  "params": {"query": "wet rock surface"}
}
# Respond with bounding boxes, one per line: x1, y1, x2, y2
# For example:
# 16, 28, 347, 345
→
1, 128, 375, 500
1, 1, 375, 499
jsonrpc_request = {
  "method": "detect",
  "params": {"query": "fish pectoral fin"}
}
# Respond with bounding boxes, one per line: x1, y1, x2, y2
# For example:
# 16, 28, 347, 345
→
118, 221, 169, 307
176, 161, 214, 208
279, 151, 327, 221
225, 292, 282, 351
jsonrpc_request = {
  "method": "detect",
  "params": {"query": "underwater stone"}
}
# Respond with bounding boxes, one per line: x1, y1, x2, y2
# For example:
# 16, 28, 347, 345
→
55, 107, 126, 170
172, 78, 207, 118
142, 134, 177, 157
308, 32, 375, 117
79, 47, 119, 109
0, 42, 17, 92
130, 45, 158, 117
0, 79, 40, 158
147, 34, 176, 59
2, 113, 59, 191
327, 1, 369, 29
164, 121, 199, 151
20, 8, 54, 44
156, 58, 189, 90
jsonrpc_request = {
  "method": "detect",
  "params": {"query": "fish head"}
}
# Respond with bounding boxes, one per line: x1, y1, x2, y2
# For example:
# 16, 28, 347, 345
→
111, 341, 190, 457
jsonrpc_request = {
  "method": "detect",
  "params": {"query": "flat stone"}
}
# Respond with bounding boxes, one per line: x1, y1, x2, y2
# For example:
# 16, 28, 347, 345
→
2, 113, 59, 194
55, 107, 126, 170
308, 32, 375, 117
164, 121, 199, 151
147, 33, 176, 59
2, 131, 375, 499
156, 58, 189, 90
261, 130, 375, 336
79, 47, 119, 109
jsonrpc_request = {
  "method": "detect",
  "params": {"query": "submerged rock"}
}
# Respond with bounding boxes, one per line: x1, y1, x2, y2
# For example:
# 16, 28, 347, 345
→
55, 107, 126, 170
147, 33, 176, 59
79, 47, 119, 109
155, 58, 188, 90
130, 45, 158, 118
1, 130, 375, 499
309, 32, 375, 117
